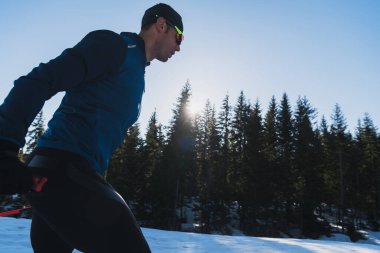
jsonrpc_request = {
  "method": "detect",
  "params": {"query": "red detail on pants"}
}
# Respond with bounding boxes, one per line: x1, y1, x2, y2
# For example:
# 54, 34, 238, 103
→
33, 177, 48, 192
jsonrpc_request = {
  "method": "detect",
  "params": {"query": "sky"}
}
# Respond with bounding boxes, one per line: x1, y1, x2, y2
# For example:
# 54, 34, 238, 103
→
1, 217, 380, 252
1, 0, 379, 136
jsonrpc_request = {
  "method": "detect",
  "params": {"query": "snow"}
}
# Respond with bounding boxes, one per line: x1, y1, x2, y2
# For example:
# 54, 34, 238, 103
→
1, 217, 380, 252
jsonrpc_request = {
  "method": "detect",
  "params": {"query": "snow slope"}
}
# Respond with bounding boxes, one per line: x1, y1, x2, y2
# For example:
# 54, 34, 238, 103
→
1, 217, 380, 253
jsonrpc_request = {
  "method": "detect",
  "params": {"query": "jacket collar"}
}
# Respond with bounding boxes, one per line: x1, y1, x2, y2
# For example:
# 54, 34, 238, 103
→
120, 32, 150, 66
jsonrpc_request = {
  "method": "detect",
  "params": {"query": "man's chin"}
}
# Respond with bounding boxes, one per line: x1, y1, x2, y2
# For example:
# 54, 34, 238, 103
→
157, 57, 169, 62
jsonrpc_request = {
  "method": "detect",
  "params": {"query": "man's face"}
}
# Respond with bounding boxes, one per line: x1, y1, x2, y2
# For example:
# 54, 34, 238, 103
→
156, 23, 181, 62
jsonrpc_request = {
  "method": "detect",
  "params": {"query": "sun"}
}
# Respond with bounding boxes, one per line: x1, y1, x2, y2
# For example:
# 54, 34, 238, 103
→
187, 101, 201, 116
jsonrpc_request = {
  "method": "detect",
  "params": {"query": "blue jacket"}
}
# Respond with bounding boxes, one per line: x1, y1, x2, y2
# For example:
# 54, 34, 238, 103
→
0, 30, 148, 175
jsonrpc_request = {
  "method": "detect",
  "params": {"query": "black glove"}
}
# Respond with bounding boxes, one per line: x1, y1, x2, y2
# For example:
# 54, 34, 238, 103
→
0, 140, 33, 194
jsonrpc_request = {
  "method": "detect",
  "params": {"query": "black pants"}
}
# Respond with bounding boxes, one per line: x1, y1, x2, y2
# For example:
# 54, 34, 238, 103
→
26, 148, 151, 253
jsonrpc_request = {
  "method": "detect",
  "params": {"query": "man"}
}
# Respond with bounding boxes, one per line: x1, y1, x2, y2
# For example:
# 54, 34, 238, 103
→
0, 3, 184, 252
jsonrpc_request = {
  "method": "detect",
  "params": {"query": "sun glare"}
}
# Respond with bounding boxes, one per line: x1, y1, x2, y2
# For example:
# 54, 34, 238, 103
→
187, 102, 201, 116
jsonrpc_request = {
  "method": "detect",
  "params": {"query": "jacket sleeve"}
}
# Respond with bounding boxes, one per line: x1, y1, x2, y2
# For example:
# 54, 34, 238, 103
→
0, 30, 128, 147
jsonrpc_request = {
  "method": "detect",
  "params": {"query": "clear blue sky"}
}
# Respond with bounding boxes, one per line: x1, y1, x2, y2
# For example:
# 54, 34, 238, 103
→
1, 0, 379, 135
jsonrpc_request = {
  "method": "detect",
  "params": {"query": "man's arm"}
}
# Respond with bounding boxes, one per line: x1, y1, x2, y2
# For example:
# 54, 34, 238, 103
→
0, 30, 128, 147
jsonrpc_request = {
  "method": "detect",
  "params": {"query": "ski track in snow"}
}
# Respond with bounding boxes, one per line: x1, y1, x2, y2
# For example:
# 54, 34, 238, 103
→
1, 217, 380, 252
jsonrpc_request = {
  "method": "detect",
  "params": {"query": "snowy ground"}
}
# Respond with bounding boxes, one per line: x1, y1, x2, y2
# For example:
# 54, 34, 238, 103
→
1, 217, 380, 253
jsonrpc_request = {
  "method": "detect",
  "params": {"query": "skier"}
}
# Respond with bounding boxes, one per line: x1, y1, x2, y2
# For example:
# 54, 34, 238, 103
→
0, 3, 184, 252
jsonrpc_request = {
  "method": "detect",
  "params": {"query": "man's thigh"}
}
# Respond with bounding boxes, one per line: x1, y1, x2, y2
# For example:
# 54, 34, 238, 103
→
27, 162, 151, 253
30, 212, 74, 253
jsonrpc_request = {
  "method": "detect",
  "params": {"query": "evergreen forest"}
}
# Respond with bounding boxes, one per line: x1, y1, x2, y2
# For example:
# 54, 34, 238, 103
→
2, 81, 380, 241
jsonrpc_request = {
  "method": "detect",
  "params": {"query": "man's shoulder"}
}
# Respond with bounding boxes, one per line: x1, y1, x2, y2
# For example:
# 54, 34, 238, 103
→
76, 30, 128, 55
85, 30, 123, 41
71, 30, 129, 77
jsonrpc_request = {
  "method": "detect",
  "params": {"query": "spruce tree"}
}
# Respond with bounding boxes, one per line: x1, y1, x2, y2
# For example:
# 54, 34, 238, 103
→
261, 96, 278, 227
195, 100, 222, 232
276, 93, 295, 229
216, 94, 233, 231
329, 104, 353, 228
25, 110, 45, 155
355, 113, 380, 229
242, 99, 266, 234
262, 96, 278, 162
293, 97, 324, 238
217, 94, 233, 201
156, 81, 196, 229
229, 91, 250, 197
138, 111, 164, 222
229, 91, 251, 229
107, 124, 143, 209
318, 116, 335, 209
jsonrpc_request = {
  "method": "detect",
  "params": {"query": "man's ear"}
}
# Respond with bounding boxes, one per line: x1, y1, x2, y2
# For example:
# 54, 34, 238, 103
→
155, 17, 166, 32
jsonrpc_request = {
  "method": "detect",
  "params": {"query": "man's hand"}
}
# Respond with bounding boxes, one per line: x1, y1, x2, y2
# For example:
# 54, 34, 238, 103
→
0, 140, 33, 194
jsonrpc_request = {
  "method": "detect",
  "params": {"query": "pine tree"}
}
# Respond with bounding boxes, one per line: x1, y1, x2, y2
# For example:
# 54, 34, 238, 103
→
107, 124, 143, 210
329, 104, 353, 228
293, 96, 324, 238
155, 81, 196, 229
195, 100, 222, 232
260, 96, 279, 227
276, 93, 295, 229
262, 96, 278, 162
355, 113, 380, 229
318, 116, 336, 209
136, 111, 164, 222
25, 110, 45, 155
217, 94, 233, 201
229, 91, 250, 199
143, 111, 162, 181
242, 99, 266, 234
215, 94, 233, 232
229, 91, 251, 230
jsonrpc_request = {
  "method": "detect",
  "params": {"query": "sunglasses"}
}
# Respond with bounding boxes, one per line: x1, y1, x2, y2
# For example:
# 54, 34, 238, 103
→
156, 15, 184, 45
166, 19, 184, 45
